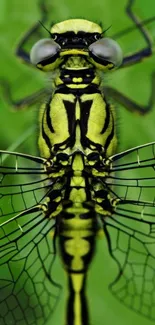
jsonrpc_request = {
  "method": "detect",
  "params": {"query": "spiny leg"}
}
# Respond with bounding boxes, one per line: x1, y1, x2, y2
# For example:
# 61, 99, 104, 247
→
1, 0, 49, 110
105, 0, 155, 115
104, 71, 155, 115
121, 0, 154, 68
0, 80, 47, 110
16, 0, 49, 65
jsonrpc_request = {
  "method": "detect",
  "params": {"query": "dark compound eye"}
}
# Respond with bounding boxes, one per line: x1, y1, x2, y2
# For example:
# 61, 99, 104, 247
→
30, 38, 61, 65
89, 37, 123, 67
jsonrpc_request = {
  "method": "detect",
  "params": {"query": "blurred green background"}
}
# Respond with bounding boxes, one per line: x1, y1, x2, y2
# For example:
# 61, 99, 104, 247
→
0, 0, 155, 324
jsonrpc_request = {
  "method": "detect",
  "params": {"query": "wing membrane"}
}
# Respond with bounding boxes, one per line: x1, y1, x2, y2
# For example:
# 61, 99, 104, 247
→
0, 208, 61, 325
104, 213, 155, 321
107, 142, 155, 203
1, 142, 155, 323
0, 151, 51, 217
0, 151, 61, 325
102, 142, 155, 321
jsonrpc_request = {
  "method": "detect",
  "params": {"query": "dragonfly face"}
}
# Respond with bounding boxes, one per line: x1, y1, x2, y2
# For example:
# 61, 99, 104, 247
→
30, 19, 123, 73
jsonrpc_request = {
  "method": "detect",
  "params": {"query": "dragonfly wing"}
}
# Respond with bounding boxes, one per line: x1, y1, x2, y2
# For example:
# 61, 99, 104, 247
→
102, 142, 155, 320
104, 209, 155, 320
0, 151, 62, 325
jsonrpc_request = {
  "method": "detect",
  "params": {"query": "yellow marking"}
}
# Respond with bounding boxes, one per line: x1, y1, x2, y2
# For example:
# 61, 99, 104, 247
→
51, 19, 102, 34
70, 176, 85, 187
65, 236, 90, 271
97, 228, 104, 239
92, 168, 106, 177
66, 84, 88, 89
38, 93, 76, 158
96, 197, 104, 203
63, 229, 93, 238
89, 144, 96, 150
92, 75, 100, 85
54, 196, 62, 203
71, 124, 82, 151
73, 77, 83, 83
45, 197, 50, 203
49, 230, 55, 238
47, 169, 65, 178
64, 56, 92, 69
111, 198, 120, 207
63, 217, 92, 229
70, 274, 85, 325
72, 154, 84, 171
73, 170, 83, 176
49, 204, 62, 218
71, 274, 84, 292
80, 93, 117, 156
55, 76, 63, 86
95, 203, 112, 216
37, 58, 63, 71
65, 207, 88, 216
60, 49, 88, 56
89, 57, 114, 71
69, 188, 86, 203
55, 75, 86, 87
59, 160, 68, 166
42, 205, 48, 212
83, 93, 109, 142
74, 294, 82, 325
75, 100, 80, 120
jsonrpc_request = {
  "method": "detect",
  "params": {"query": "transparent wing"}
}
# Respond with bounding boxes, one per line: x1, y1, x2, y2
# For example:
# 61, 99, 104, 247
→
108, 142, 155, 203
0, 151, 61, 325
103, 142, 155, 321
0, 150, 49, 218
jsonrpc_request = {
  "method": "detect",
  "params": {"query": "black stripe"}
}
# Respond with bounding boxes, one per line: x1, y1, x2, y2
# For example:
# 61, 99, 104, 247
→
52, 31, 101, 48
80, 99, 93, 137
81, 135, 103, 152
104, 113, 115, 151
46, 100, 55, 133
60, 68, 95, 84
100, 101, 110, 134
55, 84, 101, 95
38, 52, 59, 67
89, 51, 114, 69
41, 108, 52, 151
53, 138, 71, 152
63, 100, 76, 136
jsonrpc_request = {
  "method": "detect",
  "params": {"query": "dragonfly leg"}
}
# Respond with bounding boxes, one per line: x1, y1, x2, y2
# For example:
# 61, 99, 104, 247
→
104, 71, 155, 115
121, 0, 154, 68
0, 81, 47, 110
0, 0, 49, 110
16, 0, 49, 65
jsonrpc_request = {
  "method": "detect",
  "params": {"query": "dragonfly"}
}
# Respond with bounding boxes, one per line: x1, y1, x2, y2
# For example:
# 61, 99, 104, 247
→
0, 0, 155, 324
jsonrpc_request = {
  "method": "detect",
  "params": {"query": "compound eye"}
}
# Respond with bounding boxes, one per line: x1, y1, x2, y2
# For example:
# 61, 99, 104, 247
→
30, 38, 61, 65
89, 37, 123, 67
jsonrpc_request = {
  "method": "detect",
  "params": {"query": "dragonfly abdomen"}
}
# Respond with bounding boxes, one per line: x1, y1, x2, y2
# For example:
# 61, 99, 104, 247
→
59, 199, 97, 325
56, 151, 97, 325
